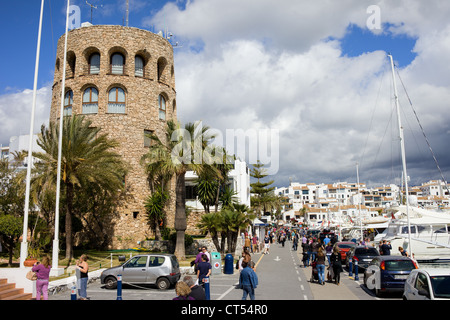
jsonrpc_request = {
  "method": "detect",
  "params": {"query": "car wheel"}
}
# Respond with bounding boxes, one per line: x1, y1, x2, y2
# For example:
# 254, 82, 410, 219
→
156, 277, 170, 290
104, 276, 117, 290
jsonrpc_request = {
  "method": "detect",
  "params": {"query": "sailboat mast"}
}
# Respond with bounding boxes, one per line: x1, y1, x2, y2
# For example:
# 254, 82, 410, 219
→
388, 54, 413, 256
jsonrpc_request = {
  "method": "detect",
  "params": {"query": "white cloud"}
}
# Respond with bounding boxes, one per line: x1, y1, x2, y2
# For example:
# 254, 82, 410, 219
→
0, 86, 51, 147
144, 0, 450, 186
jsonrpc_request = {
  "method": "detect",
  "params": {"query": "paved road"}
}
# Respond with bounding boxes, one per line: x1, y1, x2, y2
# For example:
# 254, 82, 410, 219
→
48, 240, 401, 301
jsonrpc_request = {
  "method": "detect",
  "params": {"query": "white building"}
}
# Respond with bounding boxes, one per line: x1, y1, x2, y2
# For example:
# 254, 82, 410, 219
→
185, 159, 250, 211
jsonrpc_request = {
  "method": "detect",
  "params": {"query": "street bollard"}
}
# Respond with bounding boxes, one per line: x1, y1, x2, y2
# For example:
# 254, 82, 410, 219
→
117, 275, 122, 300
354, 260, 359, 281
71, 286, 77, 300
204, 277, 210, 300
348, 259, 353, 277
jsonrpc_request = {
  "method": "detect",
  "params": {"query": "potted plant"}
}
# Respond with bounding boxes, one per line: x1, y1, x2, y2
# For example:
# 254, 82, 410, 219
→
24, 246, 41, 267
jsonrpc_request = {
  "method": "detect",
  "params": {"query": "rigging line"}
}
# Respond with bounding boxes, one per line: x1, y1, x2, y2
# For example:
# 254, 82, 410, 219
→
49, 0, 56, 64
395, 65, 450, 196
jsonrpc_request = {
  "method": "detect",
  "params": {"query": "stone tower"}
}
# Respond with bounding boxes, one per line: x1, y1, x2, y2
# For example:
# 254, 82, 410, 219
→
50, 25, 177, 249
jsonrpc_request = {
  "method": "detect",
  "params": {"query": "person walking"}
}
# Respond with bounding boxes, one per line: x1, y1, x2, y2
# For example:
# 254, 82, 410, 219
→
238, 261, 258, 300
303, 240, 311, 266
292, 233, 298, 251
252, 235, 259, 253
197, 254, 212, 287
263, 234, 270, 255
76, 254, 89, 300
325, 242, 333, 266
330, 246, 343, 285
315, 247, 326, 285
32, 255, 51, 300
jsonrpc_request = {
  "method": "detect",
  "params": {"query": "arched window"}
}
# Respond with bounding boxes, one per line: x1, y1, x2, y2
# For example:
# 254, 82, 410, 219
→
64, 90, 73, 116
135, 56, 144, 77
157, 57, 167, 82
159, 94, 166, 120
108, 87, 126, 113
89, 53, 100, 74
82, 87, 98, 114
111, 53, 124, 74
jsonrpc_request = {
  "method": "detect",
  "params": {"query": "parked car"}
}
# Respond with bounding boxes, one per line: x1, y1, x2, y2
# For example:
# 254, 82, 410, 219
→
363, 255, 418, 297
345, 245, 380, 270
403, 268, 450, 300
333, 241, 356, 261
100, 254, 180, 290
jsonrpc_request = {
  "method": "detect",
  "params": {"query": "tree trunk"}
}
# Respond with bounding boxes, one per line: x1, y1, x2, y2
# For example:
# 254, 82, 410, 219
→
174, 172, 187, 260
65, 183, 74, 261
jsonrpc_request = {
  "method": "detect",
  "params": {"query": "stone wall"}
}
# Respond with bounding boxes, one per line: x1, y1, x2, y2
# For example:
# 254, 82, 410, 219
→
50, 25, 177, 249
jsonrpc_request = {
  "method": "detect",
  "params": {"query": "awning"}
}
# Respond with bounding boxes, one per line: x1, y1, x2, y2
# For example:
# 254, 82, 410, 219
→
253, 218, 268, 226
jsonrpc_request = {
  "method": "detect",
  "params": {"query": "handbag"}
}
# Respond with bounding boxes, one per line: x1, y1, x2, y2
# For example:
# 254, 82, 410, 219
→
26, 270, 37, 281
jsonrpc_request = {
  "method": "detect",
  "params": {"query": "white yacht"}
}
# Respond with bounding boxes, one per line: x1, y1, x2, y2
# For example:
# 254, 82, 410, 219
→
374, 206, 450, 262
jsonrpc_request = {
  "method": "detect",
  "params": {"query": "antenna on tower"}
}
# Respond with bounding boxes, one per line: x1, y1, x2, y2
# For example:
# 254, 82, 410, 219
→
86, 1, 102, 24
126, 0, 129, 27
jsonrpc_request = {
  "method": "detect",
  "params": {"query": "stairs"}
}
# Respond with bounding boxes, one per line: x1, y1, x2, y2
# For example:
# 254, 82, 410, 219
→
0, 278, 32, 300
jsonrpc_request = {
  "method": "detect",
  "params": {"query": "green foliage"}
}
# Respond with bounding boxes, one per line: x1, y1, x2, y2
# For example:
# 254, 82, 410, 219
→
33, 114, 127, 259
0, 215, 23, 266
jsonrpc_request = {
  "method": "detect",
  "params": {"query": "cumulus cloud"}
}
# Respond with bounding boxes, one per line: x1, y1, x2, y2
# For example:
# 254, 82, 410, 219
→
141, 0, 450, 187
0, 86, 51, 147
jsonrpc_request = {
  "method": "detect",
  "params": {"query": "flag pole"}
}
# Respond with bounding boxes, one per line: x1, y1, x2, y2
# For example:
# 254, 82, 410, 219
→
20, 0, 45, 268
51, 0, 71, 276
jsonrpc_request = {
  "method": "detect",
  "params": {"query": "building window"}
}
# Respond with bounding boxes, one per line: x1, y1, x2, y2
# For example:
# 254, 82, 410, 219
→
64, 90, 73, 116
144, 129, 153, 147
89, 53, 100, 74
135, 56, 144, 77
82, 87, 98, 114
111, 53, 124, 75
108, 87, 126, 113
159, 94, 166, 120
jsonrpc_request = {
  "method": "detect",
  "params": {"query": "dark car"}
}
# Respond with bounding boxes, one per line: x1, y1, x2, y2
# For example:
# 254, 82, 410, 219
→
100, 254, 180, 290
345, 245, 380, 271
364, 255, 418, 297
333, 241, 356, 261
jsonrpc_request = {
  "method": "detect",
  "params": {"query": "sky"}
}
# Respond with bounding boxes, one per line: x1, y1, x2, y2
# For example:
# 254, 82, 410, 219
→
1, 0, 450, 189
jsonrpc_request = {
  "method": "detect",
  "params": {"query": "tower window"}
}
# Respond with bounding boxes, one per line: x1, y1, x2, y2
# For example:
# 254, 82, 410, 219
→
111, 53, 124, 75
108, 87, 126, 113
64, 90, 73, 116
89, 53, 100, 74
158, 94, 166, 120
135, 56, 144, 77
82, 87, 98, 114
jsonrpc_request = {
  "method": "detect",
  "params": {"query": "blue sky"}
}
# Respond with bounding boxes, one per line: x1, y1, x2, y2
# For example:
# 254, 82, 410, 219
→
1, 0, 450, 187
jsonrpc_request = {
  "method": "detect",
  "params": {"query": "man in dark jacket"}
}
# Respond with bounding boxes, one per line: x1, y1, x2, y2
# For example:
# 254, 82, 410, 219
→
380, 240, 392, 255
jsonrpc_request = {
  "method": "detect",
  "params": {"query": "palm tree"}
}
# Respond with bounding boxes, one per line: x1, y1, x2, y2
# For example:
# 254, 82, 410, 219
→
33, 115, 127, 260
141, 120, 217, 260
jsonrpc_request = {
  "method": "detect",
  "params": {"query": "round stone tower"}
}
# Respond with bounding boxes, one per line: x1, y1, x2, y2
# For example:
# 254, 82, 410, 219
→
50, 25, 177, 249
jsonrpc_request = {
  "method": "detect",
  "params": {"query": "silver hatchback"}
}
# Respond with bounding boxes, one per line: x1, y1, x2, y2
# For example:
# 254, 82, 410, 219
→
100, 254, 181, 290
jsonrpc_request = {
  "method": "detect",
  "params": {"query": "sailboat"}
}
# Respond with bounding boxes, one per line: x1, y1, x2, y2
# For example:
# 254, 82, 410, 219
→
374, 55, 450, 262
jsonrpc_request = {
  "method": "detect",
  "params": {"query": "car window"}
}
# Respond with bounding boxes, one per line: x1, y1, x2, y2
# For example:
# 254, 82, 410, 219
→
124, 256, 148, 268
385, 260, 415, 271
170, 256, 180, 269
355, 248, 378, 255
338, 244, 354, 249
149, 256, 165, 267
415, 273, 430, 294
430, 276, 450, 299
